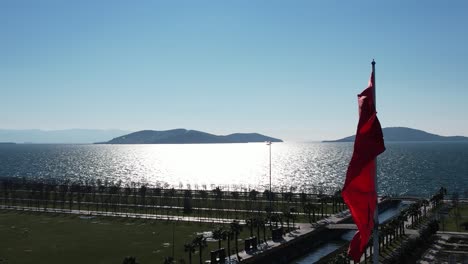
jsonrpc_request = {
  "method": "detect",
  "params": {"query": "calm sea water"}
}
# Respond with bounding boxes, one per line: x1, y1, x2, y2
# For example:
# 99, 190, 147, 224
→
0, 142, 467, 197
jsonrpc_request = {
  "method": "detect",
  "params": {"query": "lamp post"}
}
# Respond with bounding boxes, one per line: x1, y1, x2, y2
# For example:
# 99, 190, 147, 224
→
266, 141, 272, 211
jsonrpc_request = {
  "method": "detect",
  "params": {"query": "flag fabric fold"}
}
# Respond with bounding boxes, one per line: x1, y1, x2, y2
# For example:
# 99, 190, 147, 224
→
342, 70, 385, 262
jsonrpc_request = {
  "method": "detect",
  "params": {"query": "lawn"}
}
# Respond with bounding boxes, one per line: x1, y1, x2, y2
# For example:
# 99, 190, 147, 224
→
0, 210, 250, 264
439, 203, 468, 232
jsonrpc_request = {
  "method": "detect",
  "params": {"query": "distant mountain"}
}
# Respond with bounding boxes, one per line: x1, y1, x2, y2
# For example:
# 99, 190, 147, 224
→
0, 129, 131, 144
99, 129, 283, 144
324, 127, 468, 142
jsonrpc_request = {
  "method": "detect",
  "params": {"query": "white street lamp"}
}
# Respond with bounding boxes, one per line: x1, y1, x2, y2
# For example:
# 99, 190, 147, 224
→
266, 141, 272, 210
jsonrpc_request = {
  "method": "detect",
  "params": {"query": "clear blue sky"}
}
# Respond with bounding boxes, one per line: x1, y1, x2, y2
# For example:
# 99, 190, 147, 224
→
2, 0, 468, 141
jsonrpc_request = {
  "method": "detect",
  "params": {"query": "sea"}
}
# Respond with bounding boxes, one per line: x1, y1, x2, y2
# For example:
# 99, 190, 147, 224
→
0, 142, 467, 198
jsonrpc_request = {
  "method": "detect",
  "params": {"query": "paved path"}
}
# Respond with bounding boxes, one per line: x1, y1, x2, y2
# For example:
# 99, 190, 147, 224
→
327, 223, 358, 230
1, 197, 333, 217
2, 198, 426, 263
0, 204, 246, 224
226, 210, 353, 263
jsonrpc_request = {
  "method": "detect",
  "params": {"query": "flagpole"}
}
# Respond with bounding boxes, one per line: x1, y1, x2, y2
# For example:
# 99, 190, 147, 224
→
372, 59, 379, 264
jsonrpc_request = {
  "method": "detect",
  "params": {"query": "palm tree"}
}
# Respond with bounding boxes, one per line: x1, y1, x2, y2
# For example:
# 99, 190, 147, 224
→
246, 218, 254, 237
253, 217, 261, 243
299, 192, 308, 206
223, 228, 233, 261
289, 207, 298, 229
199, 190, 209, 219
332, 190, 342, 213
409, 204, 419, 228
430, 190, 444, 208
265, 206, 274, 229
199, 190, 208, 200
1, 178, 8, 206
212, 187, 223, 220
154, 187, 162, 215
303, 202, 314, 223
248, 189, 259, 218
336, 195, 345, 211
284, 191, 293, 203
262, 217, 268, 243
378, 230, 384, 250
230, 220, 243, 262
183, 189, 193, 214
193, 234, 208, 264
213, 187, 222, 200
231, 191, 240, 217
318, 195, 327, 218
59, 184, 68, 210
282, 210, 292, 232
124, 186, 132, 204
164, 256, 174, 264
44, 183, 52, 210
398, 212, 407, 236
98, 183, 105, 212
166, 188, 176, 218
270, 213, 283, 229
383, 225, 391, 248
312, 203, 319, 222
212, 226, 226, 249
422, 199, 429, 217
263, 190, 274, 209
109, 184, 120, 213
184, 242, 196, 264
68, 183, 75, 211
51, 183, 58, 209
122, 256, 139, 264
139, 185, 147, 205
254, 217, 266, 243
38, 182, 46, 210
249, 189, 259, 200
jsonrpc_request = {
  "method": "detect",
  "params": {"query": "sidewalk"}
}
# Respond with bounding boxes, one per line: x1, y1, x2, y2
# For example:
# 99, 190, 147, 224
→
0, 204, 246, 224
227, 210, 353, 263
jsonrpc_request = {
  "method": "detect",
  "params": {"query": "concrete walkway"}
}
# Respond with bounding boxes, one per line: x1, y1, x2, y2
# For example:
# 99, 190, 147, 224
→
0, 204, 246, 224
0, 203, 349, 263
226, 210, 353, 263
1, 197, 334, 217
2, 199, 425, 263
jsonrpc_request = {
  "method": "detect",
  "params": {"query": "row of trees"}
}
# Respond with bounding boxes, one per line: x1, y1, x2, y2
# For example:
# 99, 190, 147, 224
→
0, 177, 345, 223
330, 188, 447, 264
184, 220, 243, 264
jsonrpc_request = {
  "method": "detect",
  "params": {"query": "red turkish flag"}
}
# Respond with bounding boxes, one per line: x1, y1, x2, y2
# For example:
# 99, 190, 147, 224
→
342, 70, 385, 262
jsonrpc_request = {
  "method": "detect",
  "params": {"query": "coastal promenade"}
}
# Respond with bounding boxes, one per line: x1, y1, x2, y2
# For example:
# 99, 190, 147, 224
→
0, 203, 353, 264
231, 198, 433, 264
0, 204, 247, 224
227, 210, 353, 263
2, 193, 437, 263
0, 197, 334, 219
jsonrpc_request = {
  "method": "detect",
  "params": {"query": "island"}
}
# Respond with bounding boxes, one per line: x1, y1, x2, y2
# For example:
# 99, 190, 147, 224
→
98, 129, 283, 144
323, 127, 468, 142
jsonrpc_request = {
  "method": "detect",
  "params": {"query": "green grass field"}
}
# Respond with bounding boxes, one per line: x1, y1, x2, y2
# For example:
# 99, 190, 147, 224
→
440, 204, 468, 232
0, 210, 250, 264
